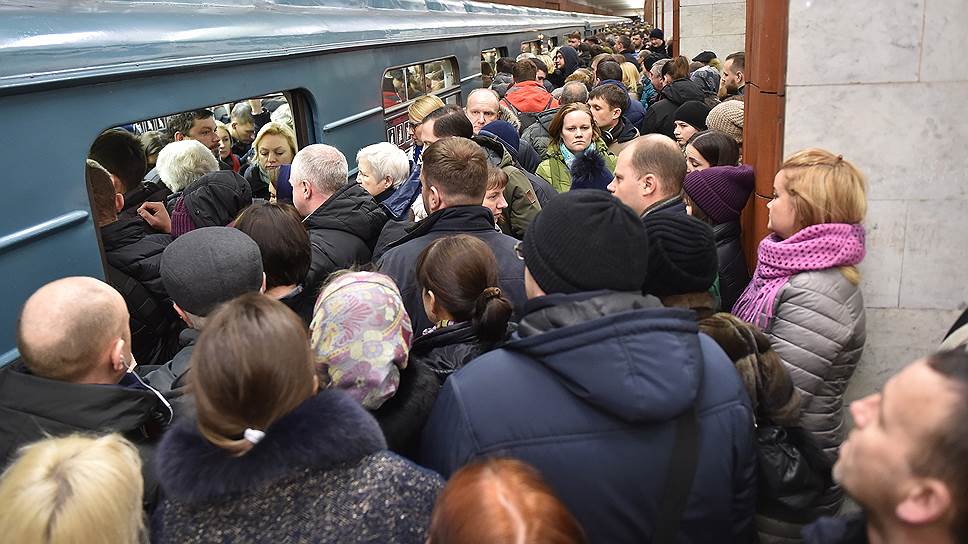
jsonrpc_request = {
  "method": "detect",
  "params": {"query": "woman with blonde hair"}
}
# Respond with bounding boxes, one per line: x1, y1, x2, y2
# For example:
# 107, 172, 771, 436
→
620, 62, 642, 100
536, 102, 616, 192
153, 293, 442, 543
732, 148, 867, 520
0, 434, 144, 544
428, 458, 585, 544
381, 94, 446, 221
244, 121, 297, 201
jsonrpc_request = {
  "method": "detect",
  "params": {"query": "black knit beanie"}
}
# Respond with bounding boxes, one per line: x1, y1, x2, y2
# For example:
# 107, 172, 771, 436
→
522, 190, 648, 294
674, 101, 712, 131
641, 213, 718, 296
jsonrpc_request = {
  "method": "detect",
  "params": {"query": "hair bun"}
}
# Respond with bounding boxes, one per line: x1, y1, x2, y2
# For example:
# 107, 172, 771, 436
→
481, 287, 502, 300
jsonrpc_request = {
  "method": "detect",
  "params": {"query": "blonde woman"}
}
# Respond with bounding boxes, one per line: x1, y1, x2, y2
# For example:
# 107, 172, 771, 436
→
246, 121, 297, 201
0, 434, 144, 544
733, 148, 867, 518
620, 62, 642, 100
382, 94, 445, 221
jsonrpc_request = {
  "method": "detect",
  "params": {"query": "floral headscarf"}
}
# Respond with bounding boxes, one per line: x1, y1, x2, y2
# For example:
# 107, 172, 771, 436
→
309, 272, 412, 410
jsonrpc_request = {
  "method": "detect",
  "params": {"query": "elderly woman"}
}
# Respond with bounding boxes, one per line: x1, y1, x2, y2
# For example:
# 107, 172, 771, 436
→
356, 142, 410, 204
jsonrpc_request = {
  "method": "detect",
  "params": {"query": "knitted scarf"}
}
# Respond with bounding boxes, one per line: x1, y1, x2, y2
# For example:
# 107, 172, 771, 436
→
731, 223, 866, 328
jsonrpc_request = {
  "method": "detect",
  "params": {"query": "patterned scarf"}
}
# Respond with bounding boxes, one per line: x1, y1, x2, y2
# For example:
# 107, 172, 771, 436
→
732, 223, 866, 328
559, 141, 596, 169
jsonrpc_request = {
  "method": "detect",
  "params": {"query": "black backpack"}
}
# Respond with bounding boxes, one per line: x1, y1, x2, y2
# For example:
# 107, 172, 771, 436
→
502, 96, 554, 133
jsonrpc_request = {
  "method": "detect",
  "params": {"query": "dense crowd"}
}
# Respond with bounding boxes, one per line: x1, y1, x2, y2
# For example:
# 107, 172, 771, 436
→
0, 22, 966, 544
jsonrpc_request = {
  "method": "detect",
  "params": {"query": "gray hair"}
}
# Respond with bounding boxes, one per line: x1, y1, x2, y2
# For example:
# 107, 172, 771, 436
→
291, 144, 348, 196
651, 59, 671, 78
560, 81, 589, 105
356, 142, 409, 189
467, 88, 500, 105
156, 140, 219, 193
230, 102, 254, 125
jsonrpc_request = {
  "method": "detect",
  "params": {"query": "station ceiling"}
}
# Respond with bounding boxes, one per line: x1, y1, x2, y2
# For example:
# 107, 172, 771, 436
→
581, 0, 643, 15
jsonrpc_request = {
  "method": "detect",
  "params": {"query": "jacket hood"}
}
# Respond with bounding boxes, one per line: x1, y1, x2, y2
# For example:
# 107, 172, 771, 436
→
182, 170, 253, 228
386, 205, 495, 250
604, 117, 639, 144
536, 108, 559, 131
101, 214, 159, 251
156, 389, 386, 504
507, 291, 703, 423
557, 46, 580, 76
599, 79, 629, 93
0, 362, 172, 435
660, 78, 706, 106
473, 134, 515, 168
305, 183, 388, 243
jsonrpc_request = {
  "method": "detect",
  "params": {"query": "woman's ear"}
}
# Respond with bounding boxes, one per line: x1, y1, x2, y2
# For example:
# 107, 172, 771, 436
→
383, 176, 394, 191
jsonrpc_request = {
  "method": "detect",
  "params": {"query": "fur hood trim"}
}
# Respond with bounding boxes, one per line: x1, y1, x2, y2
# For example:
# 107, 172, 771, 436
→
156, 389, 386, 504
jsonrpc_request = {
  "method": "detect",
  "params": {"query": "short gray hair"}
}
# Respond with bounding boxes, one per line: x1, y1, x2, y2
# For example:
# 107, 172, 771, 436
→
291, 144, 348, 196
156, 140, 219, 193
651, 59, 671, 78
356, 142, 409, 189
467, 88, 500, 105
560, 81, 589, 105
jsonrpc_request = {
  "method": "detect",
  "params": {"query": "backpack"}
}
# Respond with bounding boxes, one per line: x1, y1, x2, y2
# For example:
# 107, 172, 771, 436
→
502, 96, 554, 133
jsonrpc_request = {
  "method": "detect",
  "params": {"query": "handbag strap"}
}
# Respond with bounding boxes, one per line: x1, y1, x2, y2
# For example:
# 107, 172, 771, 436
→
651, 404, 701, 544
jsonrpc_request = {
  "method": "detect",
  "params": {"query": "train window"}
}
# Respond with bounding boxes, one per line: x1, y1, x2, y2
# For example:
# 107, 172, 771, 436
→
520, 39, 543, 56
382, 57, 460, 150
481, 48, 507, 75
546, 36, 558, 50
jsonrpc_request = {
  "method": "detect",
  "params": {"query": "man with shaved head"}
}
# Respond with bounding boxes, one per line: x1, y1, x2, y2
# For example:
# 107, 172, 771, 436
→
607, 134, 689, 217
0, 276, 173, 510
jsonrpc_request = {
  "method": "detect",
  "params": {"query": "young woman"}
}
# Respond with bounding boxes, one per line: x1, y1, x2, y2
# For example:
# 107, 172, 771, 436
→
684, 130, 741, 173
311, 271, 440, 458
234, 202, 313, 325
154, 293, 442, 542
244, 121, 297, 201
411, 234, 513, 383
0, 434, 145, 544
673, 101, 711, 147
215, 120, 242, 173
483, 164, 509, 228
428, 458, 585, 544
732, 148, 867, 515
536, 102, 617, 193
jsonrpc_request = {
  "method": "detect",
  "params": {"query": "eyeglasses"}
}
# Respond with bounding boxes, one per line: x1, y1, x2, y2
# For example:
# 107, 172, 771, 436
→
514, 241, 524, 261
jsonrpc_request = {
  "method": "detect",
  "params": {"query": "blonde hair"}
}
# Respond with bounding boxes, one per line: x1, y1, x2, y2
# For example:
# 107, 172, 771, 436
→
253, 121, 298, 167
780, 148, 868, 284
0, 434, 144, 544
537, 54, 555, 75
621, 62, 641, 94
407, 95, 446, 124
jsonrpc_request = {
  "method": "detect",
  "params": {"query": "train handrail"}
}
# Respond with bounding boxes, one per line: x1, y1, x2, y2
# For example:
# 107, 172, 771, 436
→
0, 210, 90, 256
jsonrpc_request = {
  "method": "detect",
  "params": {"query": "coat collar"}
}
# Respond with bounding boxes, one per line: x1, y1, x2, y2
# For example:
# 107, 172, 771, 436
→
156, 389, 386, 504
386, 206, 494, 250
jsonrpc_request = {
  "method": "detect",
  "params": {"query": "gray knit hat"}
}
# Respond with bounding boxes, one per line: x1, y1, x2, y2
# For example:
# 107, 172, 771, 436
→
161, 227, 264, 316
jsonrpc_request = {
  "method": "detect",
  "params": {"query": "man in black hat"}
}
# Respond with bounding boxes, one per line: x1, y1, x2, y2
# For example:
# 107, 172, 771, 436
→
144, 227, 265, 396
647, 28, 671, 57
421, 189, 756, 544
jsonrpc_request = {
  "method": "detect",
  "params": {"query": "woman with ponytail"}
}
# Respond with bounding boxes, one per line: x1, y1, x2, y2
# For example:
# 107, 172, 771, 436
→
154, 293, 442, 543
412, 234, 513, 383
732, 148, 867, 524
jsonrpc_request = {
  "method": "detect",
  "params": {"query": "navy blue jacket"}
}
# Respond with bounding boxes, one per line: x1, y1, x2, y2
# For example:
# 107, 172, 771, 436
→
421, 291, 757, 543
376, 206, 525, 335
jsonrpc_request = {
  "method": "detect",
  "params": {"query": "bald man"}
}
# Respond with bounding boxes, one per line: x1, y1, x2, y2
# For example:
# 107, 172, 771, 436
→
465, 89, 501, 134
0, 277, 172, 510
607, 134, 689, 217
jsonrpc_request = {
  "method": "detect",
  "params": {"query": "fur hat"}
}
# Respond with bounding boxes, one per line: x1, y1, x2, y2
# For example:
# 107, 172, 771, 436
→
706, 100, 744, 144
521, 190, 648, 294
569, 148, 613, 192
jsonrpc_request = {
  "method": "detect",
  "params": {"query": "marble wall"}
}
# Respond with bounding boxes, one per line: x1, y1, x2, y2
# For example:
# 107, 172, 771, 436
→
783, 0, 968, 402
675, 0, 746, 62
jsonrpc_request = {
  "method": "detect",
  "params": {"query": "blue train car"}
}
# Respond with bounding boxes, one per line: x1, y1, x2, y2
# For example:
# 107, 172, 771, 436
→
0, 0, 625, 364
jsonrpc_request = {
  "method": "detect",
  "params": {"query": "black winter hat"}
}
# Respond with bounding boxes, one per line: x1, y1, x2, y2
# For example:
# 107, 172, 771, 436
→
650, 28, 664, 40
641, 213, 718, 297
522, 190, 648, 294
674, 101, 712, 131
692, 51, 717, 64
161, 226, 264, 316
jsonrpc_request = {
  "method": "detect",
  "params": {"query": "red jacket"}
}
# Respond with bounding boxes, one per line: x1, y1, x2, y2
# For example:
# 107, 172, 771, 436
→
503, 81, 559, 113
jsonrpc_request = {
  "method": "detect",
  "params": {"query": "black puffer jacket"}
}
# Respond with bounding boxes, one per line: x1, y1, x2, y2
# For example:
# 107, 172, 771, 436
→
409, 322, 483, 384
521, 108, 559, 162
104, 264, 182, 367
303, 183, 388, 295
642, 79, 707, 139
101, 216, 172, 300
0, 362, 173, 512
181, 170, 253, 228
371, 360, 440, 460
714, 221, 751, 313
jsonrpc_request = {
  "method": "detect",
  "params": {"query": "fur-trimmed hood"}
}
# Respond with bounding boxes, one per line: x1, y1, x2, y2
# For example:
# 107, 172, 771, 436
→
156, 389, 386, 504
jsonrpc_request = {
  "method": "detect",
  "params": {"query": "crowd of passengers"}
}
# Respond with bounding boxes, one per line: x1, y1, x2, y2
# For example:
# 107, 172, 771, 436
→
1, 22, 967, 544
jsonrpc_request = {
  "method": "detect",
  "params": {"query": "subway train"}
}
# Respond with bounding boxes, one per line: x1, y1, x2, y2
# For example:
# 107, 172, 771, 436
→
0, 0, 625, 364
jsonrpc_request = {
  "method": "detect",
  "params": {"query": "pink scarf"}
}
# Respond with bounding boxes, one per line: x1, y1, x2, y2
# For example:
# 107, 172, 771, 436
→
732, 223, 866, 328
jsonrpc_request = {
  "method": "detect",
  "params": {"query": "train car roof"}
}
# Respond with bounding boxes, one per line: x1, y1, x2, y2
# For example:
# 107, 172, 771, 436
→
0, 0, 625, 93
